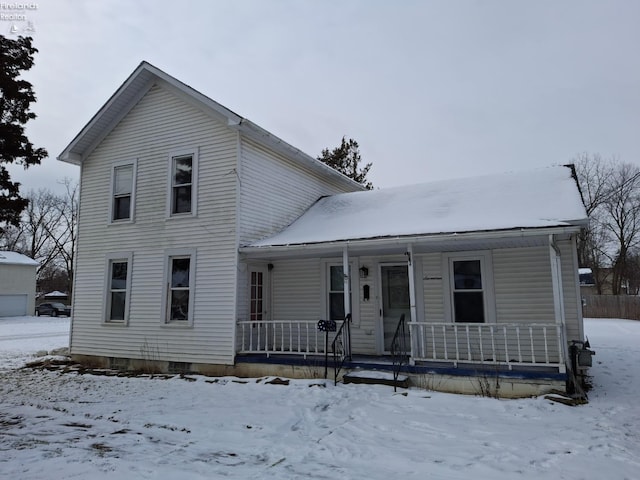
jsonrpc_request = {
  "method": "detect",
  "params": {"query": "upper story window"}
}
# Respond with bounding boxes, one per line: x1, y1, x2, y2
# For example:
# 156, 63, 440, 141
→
110, 161, 136, 222
168, 148, 198, 217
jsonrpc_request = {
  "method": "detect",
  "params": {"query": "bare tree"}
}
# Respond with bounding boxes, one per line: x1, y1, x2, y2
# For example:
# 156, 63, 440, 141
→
573, 154, 614, 293
602, 162, 640, 294
46, 178, 78, 295
21, 188, 65, 274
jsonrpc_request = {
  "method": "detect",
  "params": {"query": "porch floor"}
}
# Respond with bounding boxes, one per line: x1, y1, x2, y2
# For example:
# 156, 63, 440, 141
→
235, 354, 567, 381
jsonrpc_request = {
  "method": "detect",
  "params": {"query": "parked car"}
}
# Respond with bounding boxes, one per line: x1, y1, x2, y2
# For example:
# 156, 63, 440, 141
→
35, 302, 71, 317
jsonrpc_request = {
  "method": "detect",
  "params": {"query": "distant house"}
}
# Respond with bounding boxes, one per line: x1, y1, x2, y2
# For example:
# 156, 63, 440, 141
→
42, 291, 70, 303
0, 251, 38, 317
58, 62, 589, 397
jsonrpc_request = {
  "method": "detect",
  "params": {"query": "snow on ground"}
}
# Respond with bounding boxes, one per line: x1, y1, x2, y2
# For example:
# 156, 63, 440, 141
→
0, 317, 638, 479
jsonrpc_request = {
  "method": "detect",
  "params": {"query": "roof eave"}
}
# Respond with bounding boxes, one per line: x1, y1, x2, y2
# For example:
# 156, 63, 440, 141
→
240, 224, 585, 255
56, 61, 244, 165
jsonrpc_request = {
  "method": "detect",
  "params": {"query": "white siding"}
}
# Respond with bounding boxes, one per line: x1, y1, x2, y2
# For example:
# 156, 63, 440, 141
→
353, 256, 379, 355
559, 237, 583, 341
421, 253, 445, 322
238, 139, 357, 245
72, 84, 239, 364
493, 246, 555, 324
270, 259, 322, 322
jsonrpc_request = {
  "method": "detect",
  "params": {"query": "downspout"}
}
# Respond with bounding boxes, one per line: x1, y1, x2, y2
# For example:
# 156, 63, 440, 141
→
549, 235, 568, 374
231, 131, 243, 363
406, 244, 417, 365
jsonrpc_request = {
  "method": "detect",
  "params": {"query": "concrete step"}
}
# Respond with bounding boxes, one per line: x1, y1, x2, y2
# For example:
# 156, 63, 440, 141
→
343, 370, 410, 389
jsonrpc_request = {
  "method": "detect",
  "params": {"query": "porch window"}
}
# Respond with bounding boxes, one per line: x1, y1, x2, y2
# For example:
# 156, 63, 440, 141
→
452, 260, 484, 322
164, 251, 196, 325
328, 265, 352, 320
445, 252, 495, 323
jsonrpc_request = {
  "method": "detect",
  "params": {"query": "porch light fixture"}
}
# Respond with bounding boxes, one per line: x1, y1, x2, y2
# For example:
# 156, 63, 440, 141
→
359, 266, 369, 278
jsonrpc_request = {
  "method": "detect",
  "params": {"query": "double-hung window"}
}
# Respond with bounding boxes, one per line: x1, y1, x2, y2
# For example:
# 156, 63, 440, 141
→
104, 252, 132, 323
327, 264, 353, 321
111, 161, 136, 222
445, 252, 495, 323
164, 250, 196, 325
168, 148, 198, 217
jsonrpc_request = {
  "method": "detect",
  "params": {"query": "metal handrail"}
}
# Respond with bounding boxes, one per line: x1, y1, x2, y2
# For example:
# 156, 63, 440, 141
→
390, 314, 408, 392
331, 314, 352, 385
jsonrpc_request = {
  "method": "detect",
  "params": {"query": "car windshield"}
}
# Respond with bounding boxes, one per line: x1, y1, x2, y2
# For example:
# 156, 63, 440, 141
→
51, 303, 66, 308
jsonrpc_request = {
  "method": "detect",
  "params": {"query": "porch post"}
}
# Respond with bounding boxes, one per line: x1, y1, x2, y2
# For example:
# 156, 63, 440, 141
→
406, 244, 417, 363
342, 246, 351, 318
406, 244, 417, 324
549, 235, 568, 374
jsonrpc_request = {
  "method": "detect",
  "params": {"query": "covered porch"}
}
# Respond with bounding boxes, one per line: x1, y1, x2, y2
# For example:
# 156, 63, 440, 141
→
236, 229, 576, 379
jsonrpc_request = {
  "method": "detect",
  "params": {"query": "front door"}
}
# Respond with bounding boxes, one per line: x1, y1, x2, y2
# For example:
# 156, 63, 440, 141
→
379, 264, 410, 353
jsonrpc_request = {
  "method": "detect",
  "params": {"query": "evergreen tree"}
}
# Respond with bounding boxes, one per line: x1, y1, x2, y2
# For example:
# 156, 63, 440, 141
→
318, 136, 373, 189
0, 35, 47, 232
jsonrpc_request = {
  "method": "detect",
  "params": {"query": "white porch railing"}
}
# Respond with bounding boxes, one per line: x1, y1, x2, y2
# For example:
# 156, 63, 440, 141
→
237, 320, 342, 358
409, 322, 564, 370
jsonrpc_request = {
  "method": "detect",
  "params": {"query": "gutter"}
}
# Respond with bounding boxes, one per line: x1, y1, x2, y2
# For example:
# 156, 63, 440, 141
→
240, 225, 584, 256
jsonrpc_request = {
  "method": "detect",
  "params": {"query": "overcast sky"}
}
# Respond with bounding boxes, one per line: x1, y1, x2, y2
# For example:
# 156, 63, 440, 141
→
5, 0, 640, 194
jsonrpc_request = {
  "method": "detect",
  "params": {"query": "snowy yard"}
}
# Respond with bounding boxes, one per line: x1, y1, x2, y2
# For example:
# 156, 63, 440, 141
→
0, 317, 638, 479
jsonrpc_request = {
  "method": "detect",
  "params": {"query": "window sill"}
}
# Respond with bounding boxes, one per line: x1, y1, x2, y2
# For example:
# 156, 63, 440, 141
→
165, 213, 197, 221
108, 219, 135, 226
161, 321, 193, 329
102, 320, 128, 326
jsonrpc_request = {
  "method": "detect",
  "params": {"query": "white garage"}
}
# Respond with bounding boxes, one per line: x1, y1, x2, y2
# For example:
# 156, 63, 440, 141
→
0, 252, 38, 317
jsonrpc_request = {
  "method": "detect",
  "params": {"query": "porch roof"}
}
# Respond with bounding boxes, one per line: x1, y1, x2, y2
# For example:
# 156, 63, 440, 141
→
242, 166, 587, 255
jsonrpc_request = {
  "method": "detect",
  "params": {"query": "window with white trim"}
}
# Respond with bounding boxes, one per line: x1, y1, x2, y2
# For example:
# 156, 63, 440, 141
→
327, 264, 353, 321
164, 251, 195, 324
110, 161, 136, 222
168, 149, 198, 216
445, 252, 495, 323
104, 253, 132, 323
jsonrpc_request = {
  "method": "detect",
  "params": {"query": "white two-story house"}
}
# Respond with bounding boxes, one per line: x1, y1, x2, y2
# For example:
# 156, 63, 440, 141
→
59, 62, 589, 397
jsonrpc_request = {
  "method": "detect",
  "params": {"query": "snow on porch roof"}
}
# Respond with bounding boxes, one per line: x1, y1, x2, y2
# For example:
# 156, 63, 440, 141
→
248, 165, 588, 249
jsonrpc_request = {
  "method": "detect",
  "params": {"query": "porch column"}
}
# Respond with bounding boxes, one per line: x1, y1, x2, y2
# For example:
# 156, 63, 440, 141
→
342, 246, 351, 318
549, 235, 568, 373
406, 244, 417, 324
406, 244, 417, 364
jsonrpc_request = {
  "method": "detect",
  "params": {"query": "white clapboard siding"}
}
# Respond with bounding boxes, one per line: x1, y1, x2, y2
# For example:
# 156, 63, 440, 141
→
559, 237, 582, 342
238, 138, 357, 245
421, 253, 445, 323
270, 259, 322, 322
350, 256, 379, 355
72, 83, 239, 364
493, 246, 555, 323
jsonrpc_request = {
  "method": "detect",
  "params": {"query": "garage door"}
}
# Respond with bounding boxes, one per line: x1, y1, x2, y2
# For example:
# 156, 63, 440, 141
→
0, 294, 28, 317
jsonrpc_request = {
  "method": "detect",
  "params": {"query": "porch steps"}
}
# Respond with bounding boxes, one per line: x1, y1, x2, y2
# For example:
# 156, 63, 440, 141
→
342, 370, 410, 389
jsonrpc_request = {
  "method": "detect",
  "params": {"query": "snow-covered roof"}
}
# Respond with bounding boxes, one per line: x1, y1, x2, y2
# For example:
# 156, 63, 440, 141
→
579, 268, 593, 275
0, 251, 38, 267
249, 166, 588, 248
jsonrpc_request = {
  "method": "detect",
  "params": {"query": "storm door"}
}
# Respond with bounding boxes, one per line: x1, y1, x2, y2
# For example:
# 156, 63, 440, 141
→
379, 264, 410, 353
